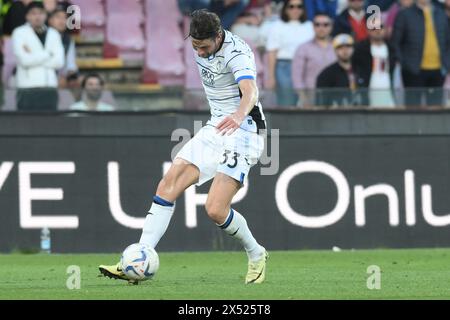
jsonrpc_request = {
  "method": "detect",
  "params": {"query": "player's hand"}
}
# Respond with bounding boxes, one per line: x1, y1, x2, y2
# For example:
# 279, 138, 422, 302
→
216, 112, 245, 136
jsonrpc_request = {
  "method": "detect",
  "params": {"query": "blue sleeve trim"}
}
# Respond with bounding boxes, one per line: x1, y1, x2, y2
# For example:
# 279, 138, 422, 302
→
236, 75, 255, 83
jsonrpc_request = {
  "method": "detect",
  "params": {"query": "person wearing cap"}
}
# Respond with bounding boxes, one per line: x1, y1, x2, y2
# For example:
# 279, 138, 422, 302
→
12, 1, 64, 111
316, 33, 364, 107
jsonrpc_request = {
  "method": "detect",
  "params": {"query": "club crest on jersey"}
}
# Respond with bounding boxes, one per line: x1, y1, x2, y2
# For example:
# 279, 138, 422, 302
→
215, 61, 222, 72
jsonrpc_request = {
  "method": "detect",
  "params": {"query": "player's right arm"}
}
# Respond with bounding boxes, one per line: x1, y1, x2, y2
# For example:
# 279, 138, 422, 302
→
216, 42, 258, 135
216, 78, 258, 135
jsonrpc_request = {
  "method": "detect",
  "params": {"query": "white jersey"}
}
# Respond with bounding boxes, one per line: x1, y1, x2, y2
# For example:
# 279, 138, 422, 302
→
195, 30, 266, 133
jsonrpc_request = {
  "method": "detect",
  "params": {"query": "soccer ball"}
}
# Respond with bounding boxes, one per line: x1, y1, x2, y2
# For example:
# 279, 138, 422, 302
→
120, 243, 159, 281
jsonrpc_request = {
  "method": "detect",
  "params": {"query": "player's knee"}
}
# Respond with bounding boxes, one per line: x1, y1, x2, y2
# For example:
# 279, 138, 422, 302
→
205, 202, 228, 224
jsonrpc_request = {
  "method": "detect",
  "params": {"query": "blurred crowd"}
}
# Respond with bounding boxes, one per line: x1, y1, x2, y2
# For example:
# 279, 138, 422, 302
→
0, 0, 449, 111
180, 0, 450, 108
0, 0, 112, 111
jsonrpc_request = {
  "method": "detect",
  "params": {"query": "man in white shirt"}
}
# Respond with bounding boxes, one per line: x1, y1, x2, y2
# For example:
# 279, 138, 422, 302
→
12, 1, 64, 111
70, 74, 114, 111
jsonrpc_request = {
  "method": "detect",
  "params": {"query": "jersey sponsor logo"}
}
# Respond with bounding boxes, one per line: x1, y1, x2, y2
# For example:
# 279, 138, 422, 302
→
201, 68, 215, 86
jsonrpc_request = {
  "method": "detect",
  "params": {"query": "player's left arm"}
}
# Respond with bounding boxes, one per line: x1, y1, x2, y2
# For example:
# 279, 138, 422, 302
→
216, 78, 258, 135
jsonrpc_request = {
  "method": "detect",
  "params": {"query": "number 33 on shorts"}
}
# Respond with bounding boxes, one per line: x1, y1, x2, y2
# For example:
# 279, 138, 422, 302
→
220, 150, 240, 169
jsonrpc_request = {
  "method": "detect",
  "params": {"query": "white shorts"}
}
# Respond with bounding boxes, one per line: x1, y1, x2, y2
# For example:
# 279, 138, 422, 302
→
176, 125, 265, 186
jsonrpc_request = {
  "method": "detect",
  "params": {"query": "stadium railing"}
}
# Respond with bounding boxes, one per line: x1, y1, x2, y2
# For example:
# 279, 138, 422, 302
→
0, 87, 449, 111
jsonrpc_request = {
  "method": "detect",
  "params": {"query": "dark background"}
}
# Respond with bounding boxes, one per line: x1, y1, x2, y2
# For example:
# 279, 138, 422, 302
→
1, 110, 450, 253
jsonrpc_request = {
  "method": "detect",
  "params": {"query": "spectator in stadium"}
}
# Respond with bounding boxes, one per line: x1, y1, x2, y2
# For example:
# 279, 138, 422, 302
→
385, 0, 414, 39
304, 0, 338, 20
332, 0, 369, 42
70, 73, 114, 111
316, 34, 364, 107
12, 1, 64, 111
444, 0, 450, 90
178, 0, 211, 14
446, 0, 450, 21
3, 0, 33, 35
234, 0, 279, 48
210, 0, 250, 29
256, 0, 282, 48
0, 0, 13, 29
178, 0, 249, 29
230, 11, 262, 45
367, 0, 397, 11
392, 0, 450, 107
292, 12, 336, 107
352, 18, 396, 107
65, 71, 81, 101
47, 5, 78, 87
336, 0, 349, 15
266, 0, 314, 106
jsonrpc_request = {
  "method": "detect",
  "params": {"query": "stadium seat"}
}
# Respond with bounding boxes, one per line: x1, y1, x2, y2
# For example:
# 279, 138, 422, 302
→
106, 13, 145, 51
143, 0, 185, 85
70, 0, 105, 40
71, 0, 105, 27
183, 18, 202, 90
103, 0, 145, 59
105, 0, 144, 20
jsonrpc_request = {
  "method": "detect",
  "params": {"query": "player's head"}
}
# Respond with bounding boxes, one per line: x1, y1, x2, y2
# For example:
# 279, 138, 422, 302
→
188, 9, 223, 59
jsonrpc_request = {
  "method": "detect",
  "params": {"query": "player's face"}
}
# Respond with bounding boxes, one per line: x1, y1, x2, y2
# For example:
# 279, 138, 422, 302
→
191, 36, 220, 59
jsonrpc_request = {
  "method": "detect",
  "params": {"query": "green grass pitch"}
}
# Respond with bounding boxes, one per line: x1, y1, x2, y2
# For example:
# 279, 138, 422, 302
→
1, 249, 450, 299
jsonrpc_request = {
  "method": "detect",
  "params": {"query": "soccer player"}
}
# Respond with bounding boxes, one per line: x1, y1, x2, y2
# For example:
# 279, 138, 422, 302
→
99, 9, 268, 284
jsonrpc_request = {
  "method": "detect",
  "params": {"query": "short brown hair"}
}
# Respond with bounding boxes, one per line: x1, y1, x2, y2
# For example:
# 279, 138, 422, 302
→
189, 9, 222, 40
